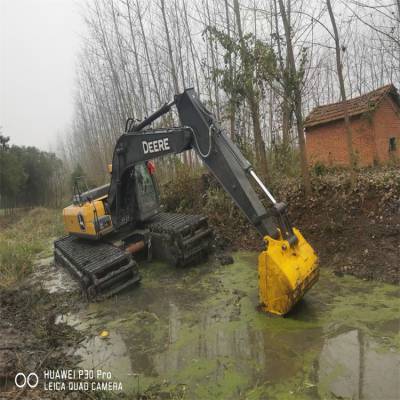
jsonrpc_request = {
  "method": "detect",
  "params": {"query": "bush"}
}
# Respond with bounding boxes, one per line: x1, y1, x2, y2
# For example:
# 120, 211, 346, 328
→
159, 166, 259, 249
269, 144, 301, 179
159, 160, 205, 213
313, 161, 328, 176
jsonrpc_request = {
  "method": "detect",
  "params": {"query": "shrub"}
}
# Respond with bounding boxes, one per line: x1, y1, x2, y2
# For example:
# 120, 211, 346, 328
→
313, 161, 328, 176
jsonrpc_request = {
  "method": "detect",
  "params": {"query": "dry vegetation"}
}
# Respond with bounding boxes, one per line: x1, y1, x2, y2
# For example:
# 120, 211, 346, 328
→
0, 210, 84, 399
0, 208, 64, 287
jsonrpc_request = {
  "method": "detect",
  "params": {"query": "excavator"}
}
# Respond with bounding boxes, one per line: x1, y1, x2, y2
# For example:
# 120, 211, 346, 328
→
54, 88, 318, 315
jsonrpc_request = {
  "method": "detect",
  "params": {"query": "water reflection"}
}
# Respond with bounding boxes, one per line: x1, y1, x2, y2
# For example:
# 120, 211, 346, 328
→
61, 300, 399, 398
54, 255, 399, 398
318, 329, 400, 400
153, 298, 319, 385
77, 331, 132, 374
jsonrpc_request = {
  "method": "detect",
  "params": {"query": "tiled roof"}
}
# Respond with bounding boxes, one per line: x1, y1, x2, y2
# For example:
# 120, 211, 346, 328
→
304, 84, 399, 129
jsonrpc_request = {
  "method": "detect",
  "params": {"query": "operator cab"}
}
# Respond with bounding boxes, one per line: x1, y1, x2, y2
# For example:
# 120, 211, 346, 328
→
64, 161, 159, 238
111, 161, 159, 228
133, 162, 159, 221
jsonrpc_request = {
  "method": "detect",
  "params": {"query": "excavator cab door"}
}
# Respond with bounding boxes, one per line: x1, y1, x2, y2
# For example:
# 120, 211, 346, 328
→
111, 161, 159, 228
134, 162, 159, 222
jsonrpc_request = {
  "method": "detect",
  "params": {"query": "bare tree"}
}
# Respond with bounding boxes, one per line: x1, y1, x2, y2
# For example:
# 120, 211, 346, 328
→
278, 0, 311, 195
327, 0, 356, 175
160, 0, 180, 93
233, 0, 269, 180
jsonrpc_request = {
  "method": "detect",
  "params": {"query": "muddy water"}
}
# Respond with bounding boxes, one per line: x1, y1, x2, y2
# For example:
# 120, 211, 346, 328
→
57, 252, 400, 399
33, 239, 80, 294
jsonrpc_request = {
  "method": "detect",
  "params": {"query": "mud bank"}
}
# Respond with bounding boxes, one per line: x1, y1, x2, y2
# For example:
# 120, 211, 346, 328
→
0, 251, 83, 399
57, 252, 399, 399
162, 168, 400, 285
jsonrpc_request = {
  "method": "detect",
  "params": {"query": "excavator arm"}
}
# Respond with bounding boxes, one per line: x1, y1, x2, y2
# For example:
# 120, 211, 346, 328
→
111, 89, 288, 239
108, 88, 319, 315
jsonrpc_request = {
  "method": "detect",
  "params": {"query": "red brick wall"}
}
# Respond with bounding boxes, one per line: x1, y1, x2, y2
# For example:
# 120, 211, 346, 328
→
306, 97, 400, 166
372, 97, 400, 163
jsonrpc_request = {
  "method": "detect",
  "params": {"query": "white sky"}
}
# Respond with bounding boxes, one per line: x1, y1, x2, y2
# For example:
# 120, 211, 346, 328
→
0, 0, 83, 151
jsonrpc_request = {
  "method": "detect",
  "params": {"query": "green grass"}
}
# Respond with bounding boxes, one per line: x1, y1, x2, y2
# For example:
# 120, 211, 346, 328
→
0, 207, 64, 287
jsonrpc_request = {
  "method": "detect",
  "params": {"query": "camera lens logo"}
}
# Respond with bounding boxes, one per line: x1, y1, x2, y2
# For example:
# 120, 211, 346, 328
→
15, 372, 39, 388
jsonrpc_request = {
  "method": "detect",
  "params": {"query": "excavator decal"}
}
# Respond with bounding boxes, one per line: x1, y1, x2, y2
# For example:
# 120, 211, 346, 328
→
142, 138, 170, 154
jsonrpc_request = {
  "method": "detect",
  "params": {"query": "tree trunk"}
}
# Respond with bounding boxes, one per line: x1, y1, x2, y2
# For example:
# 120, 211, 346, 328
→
224, 0, 236, 140
205, 0, 221, 121
182, 0, 200, 95
125, 0, 148, 117
233, 0, 269, 180
135, 0, 162, 104
273, 0, 292, 150
278, 0, 311, 196
111, 0, 135, 119
327, 0, 356, 177
174, 0, 187, 89
160, 0, 180, 93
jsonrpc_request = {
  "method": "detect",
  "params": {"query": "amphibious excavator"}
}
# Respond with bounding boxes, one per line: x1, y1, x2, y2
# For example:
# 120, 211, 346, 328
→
54, 88, 318, 315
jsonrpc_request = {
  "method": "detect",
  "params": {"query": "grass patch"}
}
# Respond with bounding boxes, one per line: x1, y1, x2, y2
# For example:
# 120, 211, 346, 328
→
0, 207, 64, 287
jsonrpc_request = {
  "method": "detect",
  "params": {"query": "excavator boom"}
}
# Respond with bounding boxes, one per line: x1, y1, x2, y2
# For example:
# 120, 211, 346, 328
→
108, 88, 318, 315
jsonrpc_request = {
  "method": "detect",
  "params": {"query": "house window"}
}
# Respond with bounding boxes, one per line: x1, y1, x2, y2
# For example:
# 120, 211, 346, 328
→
389, 137, 396, 152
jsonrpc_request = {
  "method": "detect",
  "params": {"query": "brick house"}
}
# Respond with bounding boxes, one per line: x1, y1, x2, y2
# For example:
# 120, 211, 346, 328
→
304, 84, 400, 166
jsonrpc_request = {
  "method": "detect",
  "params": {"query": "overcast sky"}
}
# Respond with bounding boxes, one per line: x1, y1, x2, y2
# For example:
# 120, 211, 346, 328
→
0, 0, 83, 151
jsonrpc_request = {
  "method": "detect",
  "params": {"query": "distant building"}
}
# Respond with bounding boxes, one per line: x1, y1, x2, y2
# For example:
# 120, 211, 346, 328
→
305, 84, 400, 166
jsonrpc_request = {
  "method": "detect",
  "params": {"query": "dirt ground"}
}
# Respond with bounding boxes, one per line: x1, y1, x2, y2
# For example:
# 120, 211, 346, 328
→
0, 283, 83, 399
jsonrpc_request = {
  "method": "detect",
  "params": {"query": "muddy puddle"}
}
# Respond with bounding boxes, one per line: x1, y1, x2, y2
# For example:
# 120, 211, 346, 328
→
54, 252, 399, 399
32, 239, 80, 294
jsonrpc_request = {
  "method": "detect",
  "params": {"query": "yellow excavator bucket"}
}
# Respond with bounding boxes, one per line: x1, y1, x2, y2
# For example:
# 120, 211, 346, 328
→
258, 228, 319, 316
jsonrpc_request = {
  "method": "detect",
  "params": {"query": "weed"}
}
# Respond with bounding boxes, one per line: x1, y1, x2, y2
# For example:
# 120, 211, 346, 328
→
0, 208, 64, 287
